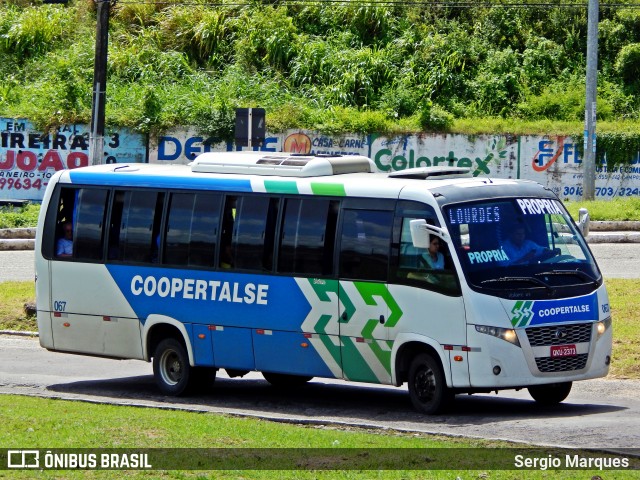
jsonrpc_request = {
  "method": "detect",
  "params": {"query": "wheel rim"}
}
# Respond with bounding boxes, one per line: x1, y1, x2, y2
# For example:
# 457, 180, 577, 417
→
159, 349, 183, 386
414, 365, 436, 403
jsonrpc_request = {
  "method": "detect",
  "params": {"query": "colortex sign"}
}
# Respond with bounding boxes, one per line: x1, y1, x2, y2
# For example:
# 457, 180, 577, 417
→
151, 129, 640, 201
0, 118, 146, 202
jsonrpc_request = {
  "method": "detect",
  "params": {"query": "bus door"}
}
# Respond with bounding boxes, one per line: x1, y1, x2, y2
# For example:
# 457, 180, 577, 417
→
389, 200, 469, 388
338, 207, 395, 385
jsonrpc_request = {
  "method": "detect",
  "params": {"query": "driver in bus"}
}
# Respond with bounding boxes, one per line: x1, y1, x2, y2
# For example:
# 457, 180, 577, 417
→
501, 224, 546, 264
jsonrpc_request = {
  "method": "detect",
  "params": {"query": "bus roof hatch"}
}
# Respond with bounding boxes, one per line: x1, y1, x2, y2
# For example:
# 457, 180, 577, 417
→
191, 152, 375, 177
388, 166, 472, 180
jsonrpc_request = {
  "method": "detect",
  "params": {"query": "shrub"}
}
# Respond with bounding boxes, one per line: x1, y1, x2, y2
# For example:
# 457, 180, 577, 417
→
2, 5, 73, 59
615, 43, 640, 90
418, 101, 453, 132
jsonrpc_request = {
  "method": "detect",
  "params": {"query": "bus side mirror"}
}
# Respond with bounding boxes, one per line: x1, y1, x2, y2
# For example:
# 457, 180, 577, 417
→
409, 219, 450, 248
577, 208, 590, 237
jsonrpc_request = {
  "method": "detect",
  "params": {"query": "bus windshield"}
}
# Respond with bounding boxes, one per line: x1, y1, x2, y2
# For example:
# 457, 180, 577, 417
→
443, 197, 601, 299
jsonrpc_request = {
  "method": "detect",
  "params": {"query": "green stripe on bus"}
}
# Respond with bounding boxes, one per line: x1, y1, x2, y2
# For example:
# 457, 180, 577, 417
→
264, 180, 299, 194
310, 183, 346, 196
341, 337, 380, 383
361, 320, 392, 375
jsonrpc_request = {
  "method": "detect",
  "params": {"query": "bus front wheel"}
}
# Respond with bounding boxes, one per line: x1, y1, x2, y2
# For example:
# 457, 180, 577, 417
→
528, 382, 572, 405
407, 353, 451, 414
153, 338, 194, 396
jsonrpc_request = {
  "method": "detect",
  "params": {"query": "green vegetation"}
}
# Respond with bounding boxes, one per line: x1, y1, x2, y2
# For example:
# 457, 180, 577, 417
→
0, 395, 637, 479
0, 281, 36, 331
0, 202, 40, 228
1, 0, 640, 142
565, 197, 640, 221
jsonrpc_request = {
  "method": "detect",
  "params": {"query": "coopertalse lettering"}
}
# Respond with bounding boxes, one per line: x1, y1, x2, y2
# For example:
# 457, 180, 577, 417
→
130, 275, 269, 305
538, 305, 590, 317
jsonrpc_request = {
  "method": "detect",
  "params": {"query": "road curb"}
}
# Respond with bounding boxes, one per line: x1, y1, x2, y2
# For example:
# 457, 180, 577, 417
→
0, 330, 38, 337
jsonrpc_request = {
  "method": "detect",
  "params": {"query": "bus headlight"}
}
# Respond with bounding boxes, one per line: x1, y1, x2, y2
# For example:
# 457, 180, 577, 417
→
475, 325, 520, 347
596, 317, 612, 339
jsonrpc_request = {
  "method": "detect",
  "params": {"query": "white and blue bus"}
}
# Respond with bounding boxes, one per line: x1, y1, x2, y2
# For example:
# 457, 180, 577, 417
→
35, 152, 612, 414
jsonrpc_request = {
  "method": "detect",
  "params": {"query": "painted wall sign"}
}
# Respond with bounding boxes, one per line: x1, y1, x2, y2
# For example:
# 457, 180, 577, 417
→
1, 118, 147, 202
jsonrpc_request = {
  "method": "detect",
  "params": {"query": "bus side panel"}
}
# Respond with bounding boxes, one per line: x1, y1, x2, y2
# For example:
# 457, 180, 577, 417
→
338, 281, 392, 385
191, 324, 215, 366
49, 263, 143, 358
253, 330, 337, 378
388, 284, 470, 388
211, 327, 255, 371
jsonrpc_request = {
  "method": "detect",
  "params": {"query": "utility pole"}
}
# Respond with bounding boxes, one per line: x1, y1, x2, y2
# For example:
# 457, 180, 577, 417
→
90, 0, 111, 166
583, 0, 599, 200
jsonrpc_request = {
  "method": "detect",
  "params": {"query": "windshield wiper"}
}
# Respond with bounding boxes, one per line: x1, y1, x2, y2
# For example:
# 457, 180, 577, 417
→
480, 276, 553, 290
536, 270, 599, 285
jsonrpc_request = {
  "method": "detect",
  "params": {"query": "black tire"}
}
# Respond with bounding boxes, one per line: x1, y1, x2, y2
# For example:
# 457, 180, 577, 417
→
407, 353, 451, 414
262, 372, 313, 387
153, 338, 198, 396
528, 382, 572, 405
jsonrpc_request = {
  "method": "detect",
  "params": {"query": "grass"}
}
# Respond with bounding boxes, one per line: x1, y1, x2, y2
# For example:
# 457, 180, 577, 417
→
0, 280, 36, 331
565, 198, 640, 222
605, 278, 640, 379
0, 395, 637, 478
2, 278, 639, 379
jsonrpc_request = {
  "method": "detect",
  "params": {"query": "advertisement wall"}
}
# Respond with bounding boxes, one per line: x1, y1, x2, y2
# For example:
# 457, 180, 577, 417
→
0, 118, 147, 202
4, 117, 639, 202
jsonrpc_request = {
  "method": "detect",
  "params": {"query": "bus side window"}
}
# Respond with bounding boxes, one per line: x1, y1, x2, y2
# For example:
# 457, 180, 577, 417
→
278, 198, 338, 276
164, 192, 221, 268
338, 209, 393, 282
74, 188, 109, 261
219, 196, 237, 269
109, 190, 164, 264
230, 195, 279, 272
51, 187, 78, 260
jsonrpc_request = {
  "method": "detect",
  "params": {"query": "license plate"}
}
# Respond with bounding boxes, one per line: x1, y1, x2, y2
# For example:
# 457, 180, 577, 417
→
550, 344, 577, 358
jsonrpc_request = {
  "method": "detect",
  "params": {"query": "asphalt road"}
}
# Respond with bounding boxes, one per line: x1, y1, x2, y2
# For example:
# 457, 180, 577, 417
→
0, 335, 639, 453
1, 244, 640, 283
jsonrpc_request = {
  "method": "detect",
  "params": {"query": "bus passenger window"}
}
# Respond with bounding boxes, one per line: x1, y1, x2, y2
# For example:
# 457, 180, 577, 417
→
230, 195, 279, 272
219, 196, 237, 269
74, 188, 109, 261
338, 209, 393, 281
278, 198, 338, 276
164, 192, 221, 267
110, 190, 164, 264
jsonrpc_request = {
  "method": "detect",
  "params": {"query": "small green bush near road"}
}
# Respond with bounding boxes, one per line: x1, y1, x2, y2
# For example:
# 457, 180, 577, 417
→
1, 278, 638, 379
0, 202, 40, 229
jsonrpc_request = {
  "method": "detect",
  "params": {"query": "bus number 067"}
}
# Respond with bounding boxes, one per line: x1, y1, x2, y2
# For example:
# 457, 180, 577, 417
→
53, 301, 67, 312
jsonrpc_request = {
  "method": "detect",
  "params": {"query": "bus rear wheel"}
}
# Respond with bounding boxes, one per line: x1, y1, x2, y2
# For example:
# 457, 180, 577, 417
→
528, 382, 572, 405
153, 338, 200, 396
262, 372, 313, 387
407, 353, 451, 414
